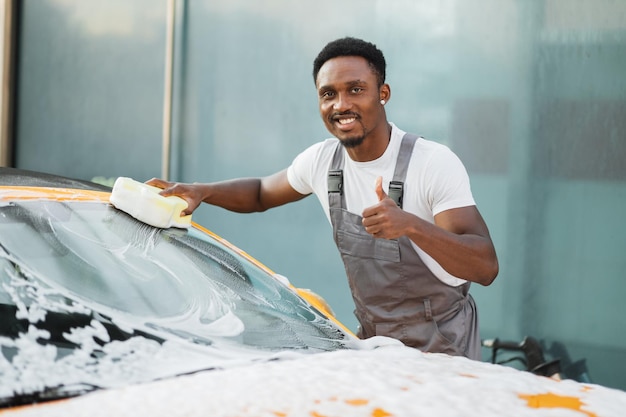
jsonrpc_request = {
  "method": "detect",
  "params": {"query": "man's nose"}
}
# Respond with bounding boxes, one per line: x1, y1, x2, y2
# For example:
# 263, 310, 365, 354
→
333, 93, 352, 111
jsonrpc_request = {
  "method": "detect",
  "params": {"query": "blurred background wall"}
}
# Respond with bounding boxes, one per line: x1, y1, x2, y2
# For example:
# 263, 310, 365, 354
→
3, 0, 625, 389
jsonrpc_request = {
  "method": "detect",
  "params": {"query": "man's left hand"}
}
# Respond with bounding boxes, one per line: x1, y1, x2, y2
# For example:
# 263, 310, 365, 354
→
361, 176, 411, 239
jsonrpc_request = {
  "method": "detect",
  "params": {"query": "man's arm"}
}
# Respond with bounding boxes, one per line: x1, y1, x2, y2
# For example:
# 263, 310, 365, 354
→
146, 169, 308, 216
361, 177, 498, 286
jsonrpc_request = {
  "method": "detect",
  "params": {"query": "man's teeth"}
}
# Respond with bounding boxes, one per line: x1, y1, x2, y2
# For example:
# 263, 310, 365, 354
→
338, 118, 355, 125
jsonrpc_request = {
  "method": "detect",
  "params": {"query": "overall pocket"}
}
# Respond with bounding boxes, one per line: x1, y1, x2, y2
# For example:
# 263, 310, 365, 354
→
336, 229, 400, 262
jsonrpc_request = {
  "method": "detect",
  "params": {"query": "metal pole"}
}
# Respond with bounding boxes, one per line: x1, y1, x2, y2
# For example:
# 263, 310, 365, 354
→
0, 0, 16, 167
161, 0, 175, 180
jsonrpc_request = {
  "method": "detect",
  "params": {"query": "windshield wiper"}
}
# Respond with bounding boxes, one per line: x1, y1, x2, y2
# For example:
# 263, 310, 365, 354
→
0, 384, 99, 409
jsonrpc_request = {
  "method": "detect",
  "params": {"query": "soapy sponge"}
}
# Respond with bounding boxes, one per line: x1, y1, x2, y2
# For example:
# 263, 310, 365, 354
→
109, 177, 192, 229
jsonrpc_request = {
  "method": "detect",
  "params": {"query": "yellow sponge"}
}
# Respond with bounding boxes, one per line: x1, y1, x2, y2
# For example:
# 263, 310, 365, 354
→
109, 177, 192, 229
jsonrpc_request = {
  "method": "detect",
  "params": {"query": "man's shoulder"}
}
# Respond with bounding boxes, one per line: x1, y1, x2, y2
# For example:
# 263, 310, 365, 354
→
399, 134, 463, 175
392, 124, 448, 149
404, 135, 448, 161
300, 137, 340, 158
291, 138, 340, 173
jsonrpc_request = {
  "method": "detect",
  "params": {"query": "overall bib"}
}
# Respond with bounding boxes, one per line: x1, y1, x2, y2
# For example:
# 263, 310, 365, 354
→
328, 133, 481, 360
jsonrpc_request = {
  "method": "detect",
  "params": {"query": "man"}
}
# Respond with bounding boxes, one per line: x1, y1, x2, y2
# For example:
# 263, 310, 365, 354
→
148, 37, 498, 360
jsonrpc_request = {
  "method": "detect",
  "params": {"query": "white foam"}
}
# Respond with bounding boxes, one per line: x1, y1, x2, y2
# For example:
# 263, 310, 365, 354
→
5, 344, 626, 417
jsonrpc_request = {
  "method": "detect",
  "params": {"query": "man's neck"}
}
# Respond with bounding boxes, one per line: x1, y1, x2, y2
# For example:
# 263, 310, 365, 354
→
345, 122, 392, 162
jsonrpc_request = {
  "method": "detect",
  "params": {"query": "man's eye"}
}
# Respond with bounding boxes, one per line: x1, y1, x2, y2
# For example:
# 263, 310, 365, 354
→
321, 91, 335, 99
351, 87, 363, 94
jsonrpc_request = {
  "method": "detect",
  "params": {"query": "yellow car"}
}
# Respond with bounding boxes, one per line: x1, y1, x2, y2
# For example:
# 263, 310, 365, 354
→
1, 167, 625, 417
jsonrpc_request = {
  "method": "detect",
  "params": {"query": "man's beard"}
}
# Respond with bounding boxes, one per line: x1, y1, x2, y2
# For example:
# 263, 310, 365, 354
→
340, 135, 365, 148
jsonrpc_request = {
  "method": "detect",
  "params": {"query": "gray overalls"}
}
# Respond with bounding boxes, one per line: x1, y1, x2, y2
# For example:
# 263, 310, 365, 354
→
327, 133, 481, 360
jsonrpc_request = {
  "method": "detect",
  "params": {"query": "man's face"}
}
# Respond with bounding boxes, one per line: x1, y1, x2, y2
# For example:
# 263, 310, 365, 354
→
316, 56, 386, 148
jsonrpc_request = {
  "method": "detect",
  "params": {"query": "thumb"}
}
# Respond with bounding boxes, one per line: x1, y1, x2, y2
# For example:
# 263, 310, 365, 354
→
145, 178, 171, 193
375, 176, 387, 202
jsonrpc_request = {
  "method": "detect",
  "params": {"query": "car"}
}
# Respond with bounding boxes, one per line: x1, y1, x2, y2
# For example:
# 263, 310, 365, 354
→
1, 167, 626, 417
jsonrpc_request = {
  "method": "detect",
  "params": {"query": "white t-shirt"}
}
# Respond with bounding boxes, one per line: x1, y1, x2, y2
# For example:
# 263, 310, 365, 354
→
287, 123, 475, 287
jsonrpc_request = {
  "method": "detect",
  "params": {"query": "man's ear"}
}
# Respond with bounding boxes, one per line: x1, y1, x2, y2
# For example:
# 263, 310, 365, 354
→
379, 83, 391, 104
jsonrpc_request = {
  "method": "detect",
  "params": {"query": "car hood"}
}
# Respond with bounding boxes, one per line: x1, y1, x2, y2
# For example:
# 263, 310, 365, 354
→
2, 337, 626, 417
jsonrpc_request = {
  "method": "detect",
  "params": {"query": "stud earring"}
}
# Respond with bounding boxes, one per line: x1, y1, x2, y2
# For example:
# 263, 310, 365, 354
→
380, 100, 386, 105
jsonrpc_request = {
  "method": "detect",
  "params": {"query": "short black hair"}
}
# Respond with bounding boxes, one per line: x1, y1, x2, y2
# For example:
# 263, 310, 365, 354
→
312, 37, 386, 86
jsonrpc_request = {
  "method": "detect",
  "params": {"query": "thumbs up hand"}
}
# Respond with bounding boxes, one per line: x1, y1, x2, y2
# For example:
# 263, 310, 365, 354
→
362, 176, 408, 239
374, 176, 387, 202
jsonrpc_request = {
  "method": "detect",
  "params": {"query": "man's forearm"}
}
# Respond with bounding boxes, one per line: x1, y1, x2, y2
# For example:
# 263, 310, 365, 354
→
406, 217, 499, 286
199, 178, 266, 213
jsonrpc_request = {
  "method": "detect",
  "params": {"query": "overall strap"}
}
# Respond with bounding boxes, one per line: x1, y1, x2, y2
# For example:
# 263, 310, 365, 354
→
328, 141, 346, 209
389, 133, 419, 208
328, 133, 419, 209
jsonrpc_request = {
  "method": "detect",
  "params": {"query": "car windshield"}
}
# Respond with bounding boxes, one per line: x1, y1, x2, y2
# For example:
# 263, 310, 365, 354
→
0, 198, 349, 404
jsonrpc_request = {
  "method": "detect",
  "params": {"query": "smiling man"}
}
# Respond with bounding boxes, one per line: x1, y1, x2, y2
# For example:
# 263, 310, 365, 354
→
148, 37, 498, 360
